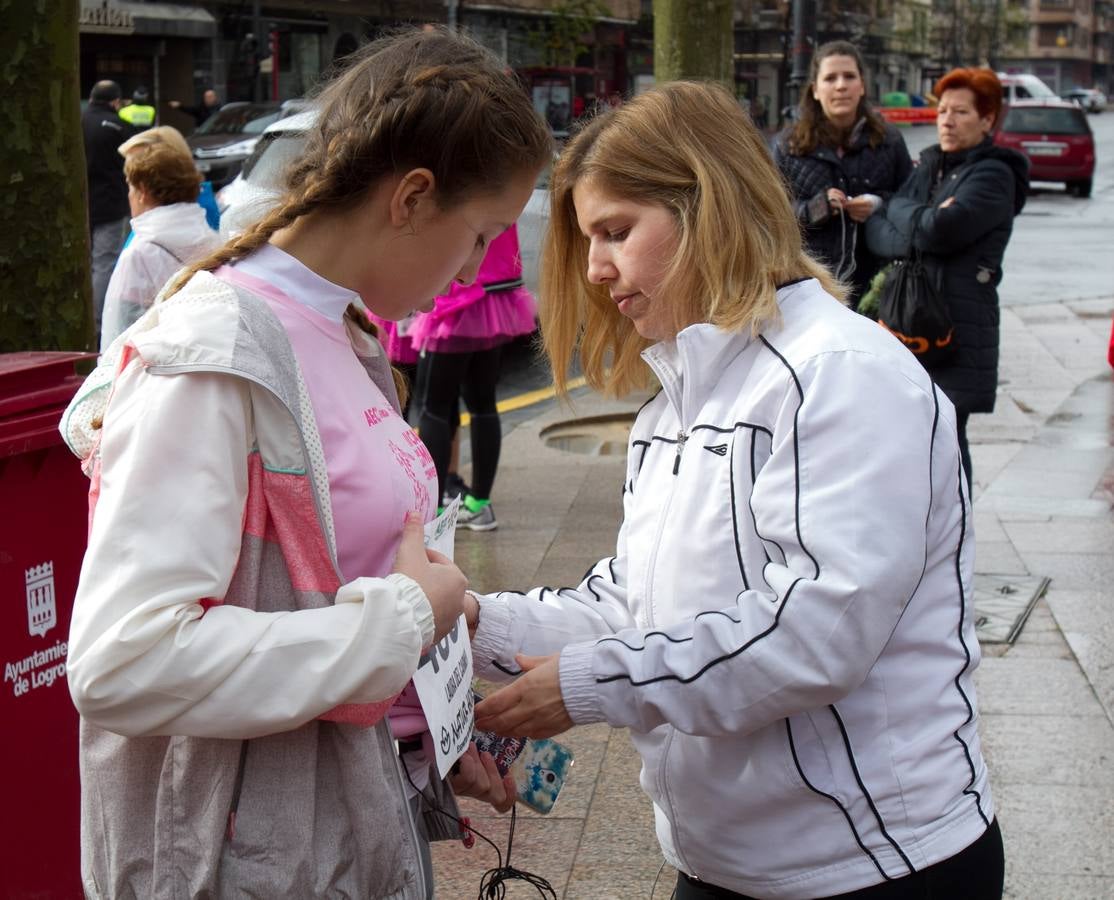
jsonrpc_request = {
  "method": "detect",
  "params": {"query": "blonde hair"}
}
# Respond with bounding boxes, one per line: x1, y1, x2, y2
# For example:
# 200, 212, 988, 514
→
119, 125, 192, 160
540, 80, 843, 397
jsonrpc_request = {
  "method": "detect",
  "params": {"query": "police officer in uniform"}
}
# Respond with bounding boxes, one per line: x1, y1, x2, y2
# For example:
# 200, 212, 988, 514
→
120, 86, 156, 128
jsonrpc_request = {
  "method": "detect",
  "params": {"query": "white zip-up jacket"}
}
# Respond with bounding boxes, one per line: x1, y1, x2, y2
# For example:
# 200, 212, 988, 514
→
100, 202, 220, 350
472, 278, 993, 898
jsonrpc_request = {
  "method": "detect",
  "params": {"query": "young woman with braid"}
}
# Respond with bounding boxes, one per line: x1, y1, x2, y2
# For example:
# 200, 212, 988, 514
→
60, 29, 551, 899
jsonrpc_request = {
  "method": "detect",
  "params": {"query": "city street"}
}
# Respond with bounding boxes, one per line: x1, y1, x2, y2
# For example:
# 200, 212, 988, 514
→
495, 111, 1114, 410
432, 112, 1114, 897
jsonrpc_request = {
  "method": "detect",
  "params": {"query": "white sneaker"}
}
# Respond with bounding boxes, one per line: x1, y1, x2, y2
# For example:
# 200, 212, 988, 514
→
458, 502, 497, 532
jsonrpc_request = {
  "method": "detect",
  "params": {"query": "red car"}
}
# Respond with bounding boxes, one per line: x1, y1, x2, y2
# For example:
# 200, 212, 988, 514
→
994, 99, 1095, 197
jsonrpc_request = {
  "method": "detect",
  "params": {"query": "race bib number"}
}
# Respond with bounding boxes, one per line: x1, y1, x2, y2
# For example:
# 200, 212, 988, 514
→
412, 615, 474, 778
412, 497, 472, 778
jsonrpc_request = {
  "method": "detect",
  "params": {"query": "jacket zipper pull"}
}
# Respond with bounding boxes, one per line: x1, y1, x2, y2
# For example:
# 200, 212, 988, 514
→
673, 429, 687, 475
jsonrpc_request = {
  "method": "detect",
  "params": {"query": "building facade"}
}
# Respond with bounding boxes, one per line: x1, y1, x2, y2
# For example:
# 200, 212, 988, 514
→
999, 0, 1111, 93
78, 0, 645, 136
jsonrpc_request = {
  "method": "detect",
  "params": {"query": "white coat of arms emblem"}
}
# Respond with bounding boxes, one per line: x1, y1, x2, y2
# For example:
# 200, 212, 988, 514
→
26, 561, 57, 638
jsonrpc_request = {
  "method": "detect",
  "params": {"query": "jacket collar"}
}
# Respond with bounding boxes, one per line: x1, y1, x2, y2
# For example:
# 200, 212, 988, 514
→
640, 279, 819, 428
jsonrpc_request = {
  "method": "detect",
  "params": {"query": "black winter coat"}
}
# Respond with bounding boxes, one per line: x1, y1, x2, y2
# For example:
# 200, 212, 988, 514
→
775, 121, 913, 306
865, 139, 1029, 414
81, 102, 131, 226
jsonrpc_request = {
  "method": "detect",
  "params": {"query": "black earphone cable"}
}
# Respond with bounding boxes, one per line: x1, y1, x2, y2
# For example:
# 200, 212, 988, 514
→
402, 756, 557, 899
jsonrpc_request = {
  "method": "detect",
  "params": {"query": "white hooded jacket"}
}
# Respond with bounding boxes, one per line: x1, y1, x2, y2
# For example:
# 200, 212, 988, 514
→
472, 279, 993, 899
100, 202, 220, 350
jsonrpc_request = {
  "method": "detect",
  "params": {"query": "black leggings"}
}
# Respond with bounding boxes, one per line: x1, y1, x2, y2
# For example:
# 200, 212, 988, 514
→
675, 818, 1003, 900
416, 345, 503, 502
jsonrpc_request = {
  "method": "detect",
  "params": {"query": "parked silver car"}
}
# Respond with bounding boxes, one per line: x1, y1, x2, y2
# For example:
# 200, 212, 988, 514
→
217, 109, 551, 295
187, 102, 290, 189
1061, 88, 1107, 114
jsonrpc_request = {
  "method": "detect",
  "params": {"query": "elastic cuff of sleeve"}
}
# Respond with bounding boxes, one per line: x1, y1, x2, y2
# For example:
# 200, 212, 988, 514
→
558, 641, 606, 725
471, 596, 513, 674
387, 573, 435, 648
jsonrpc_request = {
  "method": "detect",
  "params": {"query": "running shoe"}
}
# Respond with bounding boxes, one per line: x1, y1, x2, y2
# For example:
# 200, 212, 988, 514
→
443, 472, 470, 507
458, 502, 498, 532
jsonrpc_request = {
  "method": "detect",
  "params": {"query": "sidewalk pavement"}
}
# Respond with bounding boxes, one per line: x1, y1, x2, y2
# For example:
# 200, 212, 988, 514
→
432, 294, 1114, 899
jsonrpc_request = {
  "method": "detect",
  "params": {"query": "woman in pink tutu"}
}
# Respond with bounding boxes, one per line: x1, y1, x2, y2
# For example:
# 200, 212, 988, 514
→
412, 224, 536, 531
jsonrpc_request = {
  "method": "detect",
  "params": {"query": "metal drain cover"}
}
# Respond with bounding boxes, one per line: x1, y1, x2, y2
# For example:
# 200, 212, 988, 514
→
973, 574, 1050, 644
540, 413, 636, 456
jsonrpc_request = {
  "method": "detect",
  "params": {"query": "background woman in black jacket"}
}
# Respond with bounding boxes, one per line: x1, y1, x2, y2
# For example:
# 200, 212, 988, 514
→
775, 41, 913, 310
867, 68, 1029, 489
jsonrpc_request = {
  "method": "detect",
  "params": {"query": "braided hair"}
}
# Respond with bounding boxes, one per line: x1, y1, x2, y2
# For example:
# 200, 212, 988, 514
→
166, 28, 552, 299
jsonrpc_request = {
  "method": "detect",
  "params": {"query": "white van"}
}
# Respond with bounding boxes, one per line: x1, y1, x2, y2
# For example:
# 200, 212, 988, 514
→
996, 72, 1057, 104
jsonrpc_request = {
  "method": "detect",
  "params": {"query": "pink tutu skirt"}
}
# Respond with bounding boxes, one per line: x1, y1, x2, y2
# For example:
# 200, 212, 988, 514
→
410, 286, 537, 355
366, 313, 419, 365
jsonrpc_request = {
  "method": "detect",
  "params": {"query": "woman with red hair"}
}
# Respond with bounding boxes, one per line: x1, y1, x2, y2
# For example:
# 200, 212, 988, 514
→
868, 68, 1028, 490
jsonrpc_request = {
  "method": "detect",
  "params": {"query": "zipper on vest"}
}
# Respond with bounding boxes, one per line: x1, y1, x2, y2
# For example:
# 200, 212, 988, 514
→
672, 430, 687, 475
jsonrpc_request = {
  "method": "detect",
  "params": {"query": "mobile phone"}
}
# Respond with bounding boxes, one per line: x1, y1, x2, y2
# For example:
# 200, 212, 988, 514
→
471, 694, 574, 814
807, 191, 832, 225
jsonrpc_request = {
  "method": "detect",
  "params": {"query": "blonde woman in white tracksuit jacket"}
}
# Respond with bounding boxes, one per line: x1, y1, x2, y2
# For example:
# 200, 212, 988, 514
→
468, 82, 1004, 900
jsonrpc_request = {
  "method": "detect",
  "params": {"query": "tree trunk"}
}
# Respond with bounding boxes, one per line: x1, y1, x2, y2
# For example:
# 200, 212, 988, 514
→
0, 0, 93, 351
653, 0, 734, 85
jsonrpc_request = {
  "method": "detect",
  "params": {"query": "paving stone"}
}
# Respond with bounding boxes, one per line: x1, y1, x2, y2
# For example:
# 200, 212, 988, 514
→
432, 814, 583, 897
1004, 872, 1114, 899
993, 782, 1114, 877
1021, 552, 1114, 590
1046, 590, 1114, 722
980, 713, 1114, 786
973, 542, 1030, 578
1003, 518, 1114, 554
981, 495, 1112, 519
565, 730, 665, 899
972, 508, 1011, 543
975, 657, 1106, 716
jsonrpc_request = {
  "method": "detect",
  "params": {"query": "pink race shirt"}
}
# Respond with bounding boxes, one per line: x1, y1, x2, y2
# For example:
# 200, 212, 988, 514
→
219, 245, 436, 581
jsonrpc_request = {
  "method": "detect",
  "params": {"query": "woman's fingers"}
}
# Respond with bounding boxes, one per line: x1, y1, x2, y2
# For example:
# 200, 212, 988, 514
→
391, 514, 426, 576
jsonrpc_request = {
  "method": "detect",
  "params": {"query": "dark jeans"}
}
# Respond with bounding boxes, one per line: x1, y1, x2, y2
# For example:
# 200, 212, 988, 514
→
675, 818, 1003, 900
416, 345, 503, 501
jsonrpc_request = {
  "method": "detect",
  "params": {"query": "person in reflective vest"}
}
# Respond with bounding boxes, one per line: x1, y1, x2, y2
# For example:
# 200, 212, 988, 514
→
120, 86, 156, 127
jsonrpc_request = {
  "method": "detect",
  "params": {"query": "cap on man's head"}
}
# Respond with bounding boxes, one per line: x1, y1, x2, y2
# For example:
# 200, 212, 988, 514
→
90, 80, 122, 104
132, 86, 150, 103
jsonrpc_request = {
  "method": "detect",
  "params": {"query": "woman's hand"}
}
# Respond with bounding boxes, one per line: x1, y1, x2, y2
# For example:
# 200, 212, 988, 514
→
392, 515, 467, 643
938, 196, 956, 209
473, 654, 574, 740
449, 743, 517, 813
827, 188, 848, 212
463, 590, 480, 640
844, 195, 879, 223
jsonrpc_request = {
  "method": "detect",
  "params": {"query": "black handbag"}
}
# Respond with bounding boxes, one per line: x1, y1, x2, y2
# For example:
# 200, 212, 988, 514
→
876, 254, 955, 367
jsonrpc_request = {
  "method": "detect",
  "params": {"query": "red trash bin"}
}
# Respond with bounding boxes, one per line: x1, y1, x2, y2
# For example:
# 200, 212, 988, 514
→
0, 351, 98, 900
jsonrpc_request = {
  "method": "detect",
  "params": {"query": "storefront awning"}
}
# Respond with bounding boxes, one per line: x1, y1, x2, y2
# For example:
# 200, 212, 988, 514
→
79, 2, 217, 39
